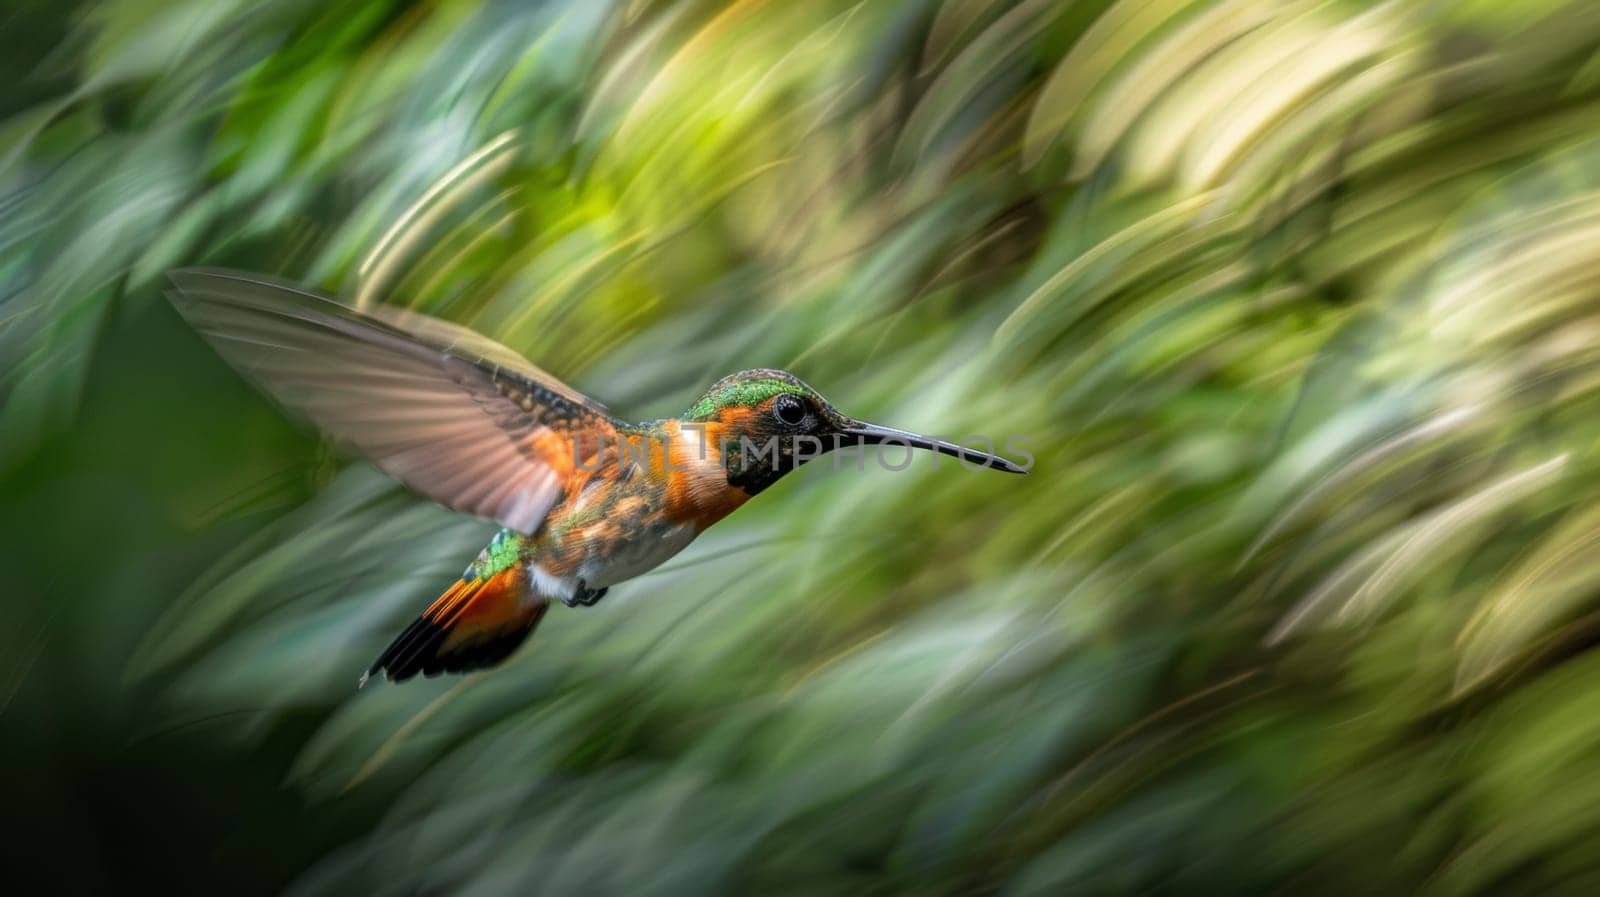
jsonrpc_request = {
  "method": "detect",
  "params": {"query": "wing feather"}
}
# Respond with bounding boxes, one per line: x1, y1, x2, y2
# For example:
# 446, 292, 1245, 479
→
167, 268, 619, 534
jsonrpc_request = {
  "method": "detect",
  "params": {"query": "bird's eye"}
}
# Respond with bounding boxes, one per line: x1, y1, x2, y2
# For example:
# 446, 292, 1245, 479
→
774, 394, 807, 425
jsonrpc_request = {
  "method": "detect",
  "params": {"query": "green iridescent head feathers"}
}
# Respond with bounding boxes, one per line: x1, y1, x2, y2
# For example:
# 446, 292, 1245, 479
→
685, 369, 824, 421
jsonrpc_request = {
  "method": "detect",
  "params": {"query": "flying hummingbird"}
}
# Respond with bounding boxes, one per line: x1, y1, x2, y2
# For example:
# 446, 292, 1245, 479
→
168, 269, 1026, 684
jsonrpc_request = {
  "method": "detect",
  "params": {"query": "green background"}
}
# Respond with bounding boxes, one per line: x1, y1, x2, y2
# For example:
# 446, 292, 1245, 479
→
8, 0, 1600, 894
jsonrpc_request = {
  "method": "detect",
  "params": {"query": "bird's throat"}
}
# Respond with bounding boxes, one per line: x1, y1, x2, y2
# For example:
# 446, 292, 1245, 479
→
662, 419, 751, 527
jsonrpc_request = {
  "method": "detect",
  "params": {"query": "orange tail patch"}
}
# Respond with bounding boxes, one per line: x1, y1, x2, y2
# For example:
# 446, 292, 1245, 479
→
363, 566, 546, 684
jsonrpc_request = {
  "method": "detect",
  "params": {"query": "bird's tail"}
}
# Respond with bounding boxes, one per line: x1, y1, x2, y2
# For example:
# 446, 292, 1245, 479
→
362, 565, 546, 685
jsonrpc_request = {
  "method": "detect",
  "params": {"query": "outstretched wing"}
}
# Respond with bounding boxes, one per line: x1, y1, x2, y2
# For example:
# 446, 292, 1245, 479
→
167, 268, 619, 534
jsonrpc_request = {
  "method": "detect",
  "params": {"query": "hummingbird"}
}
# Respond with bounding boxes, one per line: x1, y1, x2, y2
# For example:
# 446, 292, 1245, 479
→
167, 269, 1026, 684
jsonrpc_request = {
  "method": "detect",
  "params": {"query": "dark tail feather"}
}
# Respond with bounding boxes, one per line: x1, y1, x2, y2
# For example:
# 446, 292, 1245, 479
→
362, 567, 546, 685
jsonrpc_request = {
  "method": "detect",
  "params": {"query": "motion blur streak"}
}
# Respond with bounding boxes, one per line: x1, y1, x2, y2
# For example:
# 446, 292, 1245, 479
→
8, 0, 1600, 894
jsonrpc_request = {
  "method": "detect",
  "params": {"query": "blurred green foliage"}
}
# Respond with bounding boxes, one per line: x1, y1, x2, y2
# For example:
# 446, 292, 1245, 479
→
10, 0, 1600, 894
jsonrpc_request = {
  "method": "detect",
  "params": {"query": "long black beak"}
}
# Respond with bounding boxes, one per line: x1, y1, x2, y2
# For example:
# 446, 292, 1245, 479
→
837, 421, 1028, 474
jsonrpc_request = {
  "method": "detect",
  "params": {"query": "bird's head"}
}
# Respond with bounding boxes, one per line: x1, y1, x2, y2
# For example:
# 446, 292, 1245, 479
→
683, 368, 1025, 495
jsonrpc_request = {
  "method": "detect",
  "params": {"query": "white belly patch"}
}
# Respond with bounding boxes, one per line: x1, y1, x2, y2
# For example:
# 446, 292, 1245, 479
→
527, 563, 577, 602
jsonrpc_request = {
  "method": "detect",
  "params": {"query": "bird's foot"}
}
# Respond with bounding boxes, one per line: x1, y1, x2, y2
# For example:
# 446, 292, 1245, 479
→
561, 581, 608, 608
